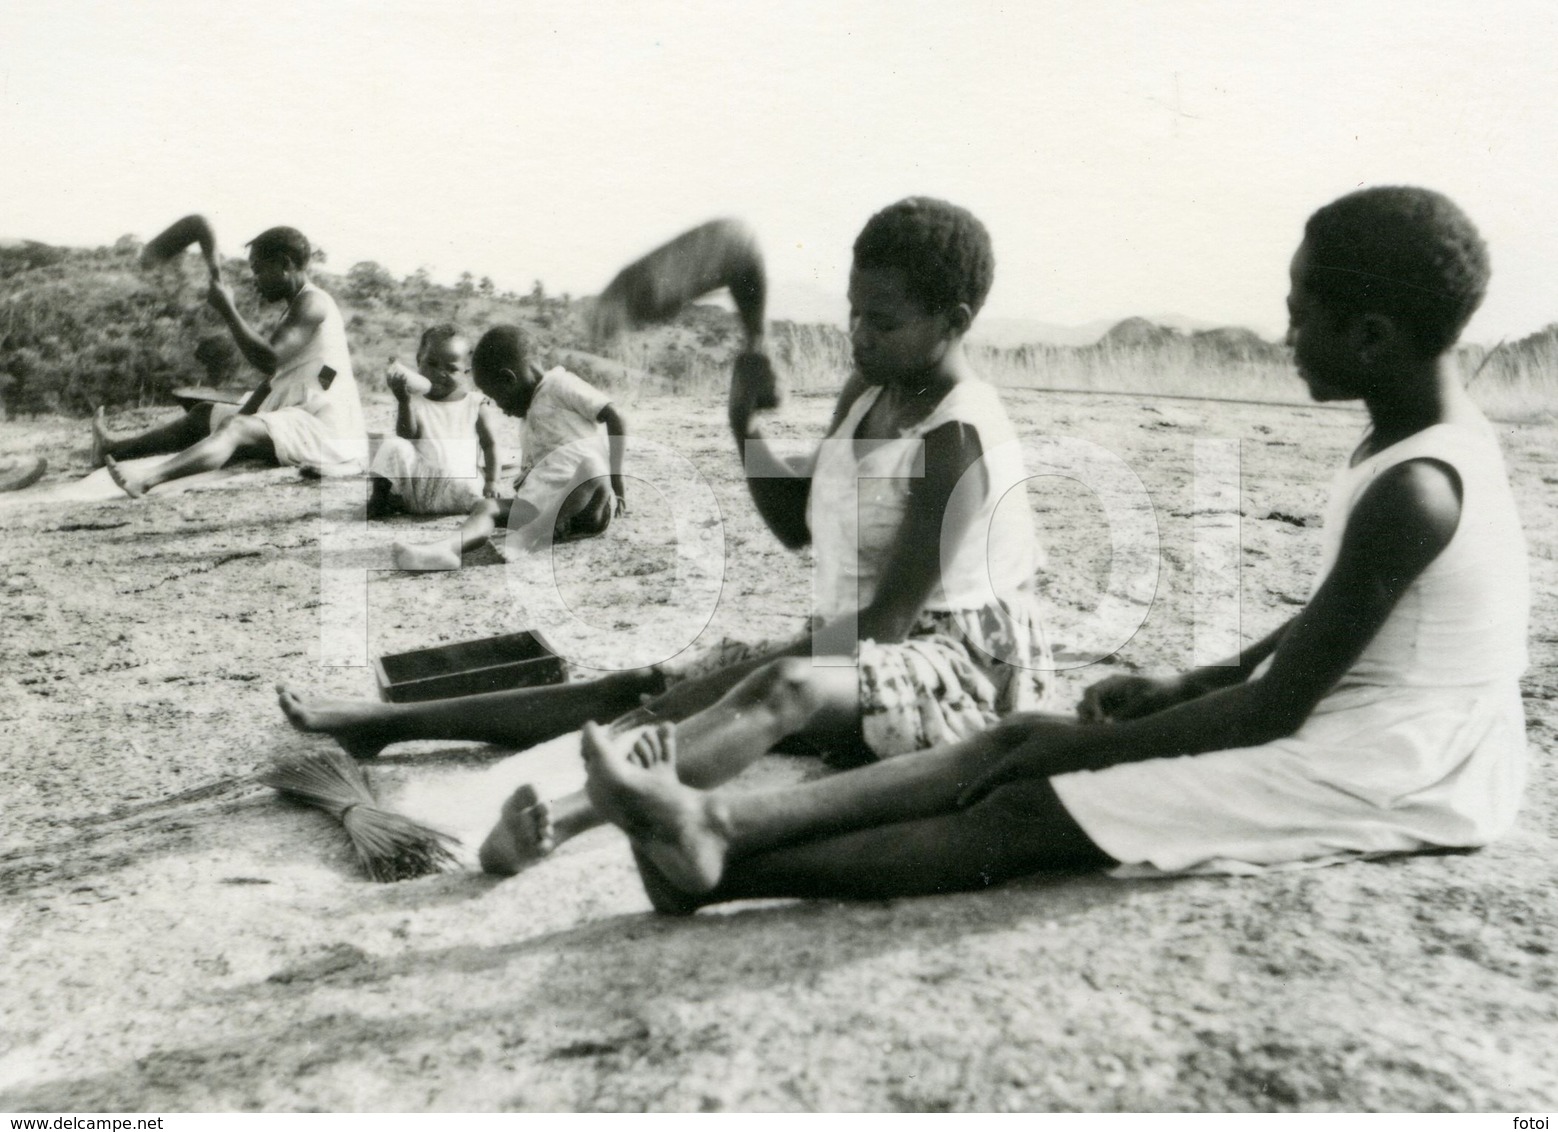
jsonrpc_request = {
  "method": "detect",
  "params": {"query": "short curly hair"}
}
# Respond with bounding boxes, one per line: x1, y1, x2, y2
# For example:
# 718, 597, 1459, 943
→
1303, 187, 1489, 355
245, 226, 311, 269
471, 324, 533, 382
852, 197, 995, 318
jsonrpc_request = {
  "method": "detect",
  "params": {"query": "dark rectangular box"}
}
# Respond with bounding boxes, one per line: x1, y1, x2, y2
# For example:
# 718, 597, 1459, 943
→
374, 630, 568, 703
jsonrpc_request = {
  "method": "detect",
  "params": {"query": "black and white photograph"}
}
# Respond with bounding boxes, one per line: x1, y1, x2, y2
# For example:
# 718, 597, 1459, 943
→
1, 0, 1554, 1114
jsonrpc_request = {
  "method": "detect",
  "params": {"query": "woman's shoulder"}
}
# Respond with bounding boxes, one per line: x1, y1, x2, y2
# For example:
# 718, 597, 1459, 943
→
913, 378, 1015, 437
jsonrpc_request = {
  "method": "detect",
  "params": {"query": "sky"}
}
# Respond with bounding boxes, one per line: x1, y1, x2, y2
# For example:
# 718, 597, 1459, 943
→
3, 0, 1557, 342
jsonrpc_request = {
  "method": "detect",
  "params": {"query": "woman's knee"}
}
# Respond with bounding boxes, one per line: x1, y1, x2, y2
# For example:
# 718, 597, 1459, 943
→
214, 415, 268, 447
739, 657, 851, 729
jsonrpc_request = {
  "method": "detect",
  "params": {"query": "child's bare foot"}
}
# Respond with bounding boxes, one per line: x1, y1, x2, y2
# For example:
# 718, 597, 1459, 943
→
104, 456, 144, 499
275, 682, 397, 759
478, 784, 554, 876
91, 407, 113, 467
581, 720, 729, 895
392, 537, 461, 571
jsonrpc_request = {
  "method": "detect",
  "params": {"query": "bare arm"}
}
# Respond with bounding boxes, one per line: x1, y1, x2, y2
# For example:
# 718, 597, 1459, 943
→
476, 400, 504, 498
728, 352, 812, 549
597, 403, 628, 508
1079, 617, 1296, 722
207, 282, 325, 378
393, 388, 416, 440
967, 458, 1465, 795
777, 418, 987, 656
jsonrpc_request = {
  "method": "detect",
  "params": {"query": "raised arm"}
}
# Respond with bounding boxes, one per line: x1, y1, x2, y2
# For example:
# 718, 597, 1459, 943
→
966, 457, 1464, 798
476, 399, 504, 498
728, 352, 812, 549
597, 403, 628, 512
206, 282, 325, 378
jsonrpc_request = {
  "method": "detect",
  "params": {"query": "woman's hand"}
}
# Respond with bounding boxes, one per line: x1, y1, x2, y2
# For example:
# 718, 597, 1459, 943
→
1077, 673, 1187, 724
728, 351, 780, 433
206, 280, 236, 317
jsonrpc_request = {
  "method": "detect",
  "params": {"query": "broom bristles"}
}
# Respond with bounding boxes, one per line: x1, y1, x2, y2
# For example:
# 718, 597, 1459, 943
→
260, 749, 460, 882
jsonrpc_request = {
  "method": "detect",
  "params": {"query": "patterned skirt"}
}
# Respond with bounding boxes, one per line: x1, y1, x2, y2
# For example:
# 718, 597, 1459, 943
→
655, 592, 1056, 759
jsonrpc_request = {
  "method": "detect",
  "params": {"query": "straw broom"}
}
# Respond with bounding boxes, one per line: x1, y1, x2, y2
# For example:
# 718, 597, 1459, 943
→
260, 749, 460, 881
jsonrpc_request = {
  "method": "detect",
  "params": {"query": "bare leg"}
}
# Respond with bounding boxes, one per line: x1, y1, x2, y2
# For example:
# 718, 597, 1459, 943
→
480, 657, 867, 876
366, 476, 399, 521
94, 404, 214, 465
584, 719, 1011, 894
108, 415, 273, 497
391, 499, 523, 571
553, 479, 612, 543
659, 656, 861, 788
279, 628, 792, 760
657, 776, 1114, 913
276, 668, 660, 758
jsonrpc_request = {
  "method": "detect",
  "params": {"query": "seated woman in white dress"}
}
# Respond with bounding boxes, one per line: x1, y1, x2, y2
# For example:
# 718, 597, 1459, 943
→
98, 227, 366, 498
578, 186, 1532, 912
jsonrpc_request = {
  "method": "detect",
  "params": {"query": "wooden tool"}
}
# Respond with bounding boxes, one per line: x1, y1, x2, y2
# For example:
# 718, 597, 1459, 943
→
169, 386, 245, 410
140, 214, 221, 283
591, 217, 767, 348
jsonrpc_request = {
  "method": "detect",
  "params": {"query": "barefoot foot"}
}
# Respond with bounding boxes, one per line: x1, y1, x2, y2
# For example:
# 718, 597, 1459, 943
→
478, 784, 554, 876
104, 456, 145, 499
275, 682, 398, 759
392, 536, 461, 571
581, 720, 729, 894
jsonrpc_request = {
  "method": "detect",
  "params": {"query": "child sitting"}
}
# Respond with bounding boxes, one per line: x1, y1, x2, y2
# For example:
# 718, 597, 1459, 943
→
367, 325, 503, 518
390, 325, 627, 570
578, 186, 1532, 912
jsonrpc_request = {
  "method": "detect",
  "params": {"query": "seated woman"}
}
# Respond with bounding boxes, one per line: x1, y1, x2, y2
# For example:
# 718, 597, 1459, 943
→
580, 186, 1531, 912
95, 227, 366, 497
278, 197, 1058, 871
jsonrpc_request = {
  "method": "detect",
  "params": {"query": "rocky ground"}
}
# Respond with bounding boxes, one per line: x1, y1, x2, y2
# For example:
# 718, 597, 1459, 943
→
0, 386, 1553, 1111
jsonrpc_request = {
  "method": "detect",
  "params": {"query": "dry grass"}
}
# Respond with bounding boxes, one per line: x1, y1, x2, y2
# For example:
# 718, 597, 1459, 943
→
749, 326, 1558, 423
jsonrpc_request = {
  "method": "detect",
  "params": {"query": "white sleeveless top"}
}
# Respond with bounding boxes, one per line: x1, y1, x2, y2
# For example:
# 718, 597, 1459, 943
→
257, 283, 366, 464
1313, 419, 1529, 688
806, 380, 1038, 620
406, 391, 488, 478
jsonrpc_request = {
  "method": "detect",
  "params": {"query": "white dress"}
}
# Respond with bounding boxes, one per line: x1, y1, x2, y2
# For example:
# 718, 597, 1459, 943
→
210, 283, 367, 470
1052, 419, 1530, 875
511, 367, 612, 516
369, 392, 489, 515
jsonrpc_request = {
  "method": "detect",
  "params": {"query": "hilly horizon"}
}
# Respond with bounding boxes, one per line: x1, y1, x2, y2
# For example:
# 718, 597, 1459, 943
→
3, 234, 1284, 352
